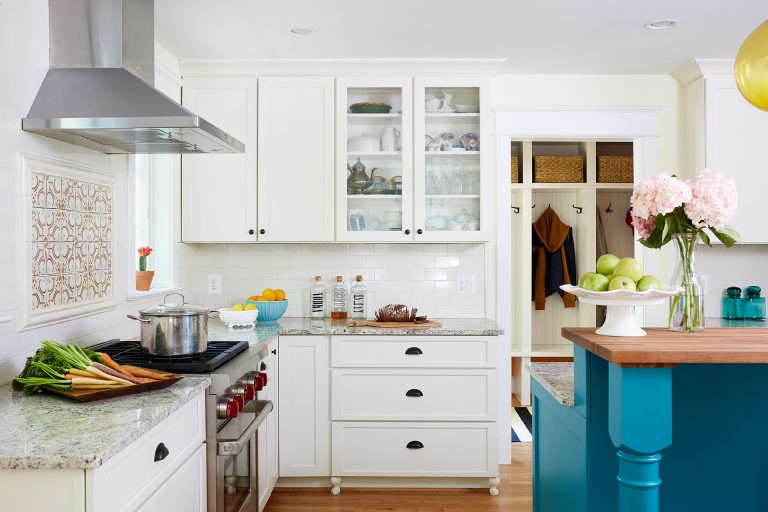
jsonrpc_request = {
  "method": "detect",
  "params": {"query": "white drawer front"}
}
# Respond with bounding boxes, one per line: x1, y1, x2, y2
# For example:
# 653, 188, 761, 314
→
331, 336, 497, 368
331, 422, 496, 476
89, 393, 206, 512
332, 369, 495, 421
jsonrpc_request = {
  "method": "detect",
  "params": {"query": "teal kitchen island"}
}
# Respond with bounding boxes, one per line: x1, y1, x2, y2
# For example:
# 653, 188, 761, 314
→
531, 327, 768, 512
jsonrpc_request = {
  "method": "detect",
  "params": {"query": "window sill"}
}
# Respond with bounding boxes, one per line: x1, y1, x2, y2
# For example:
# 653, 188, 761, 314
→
125, 287, 183, 302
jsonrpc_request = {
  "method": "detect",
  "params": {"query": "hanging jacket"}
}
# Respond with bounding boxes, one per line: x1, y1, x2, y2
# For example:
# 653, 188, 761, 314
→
532, 207, 577, 310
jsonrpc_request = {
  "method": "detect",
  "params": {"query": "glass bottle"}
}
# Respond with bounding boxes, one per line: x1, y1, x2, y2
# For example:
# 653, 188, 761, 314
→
331, 275, 348, 319
350, 275, 367, 319
721, 287, 744, 319
310, 276, 326, 318
745, 286, 766, 319
668, 233, 704, 332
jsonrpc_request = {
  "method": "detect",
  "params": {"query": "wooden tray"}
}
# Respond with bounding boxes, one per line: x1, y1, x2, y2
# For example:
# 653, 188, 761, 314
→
43, 375, 183, 403
347, 320, 442, 329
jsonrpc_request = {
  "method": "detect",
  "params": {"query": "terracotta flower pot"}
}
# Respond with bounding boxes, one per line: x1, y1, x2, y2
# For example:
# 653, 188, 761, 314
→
136, 271, 155, 291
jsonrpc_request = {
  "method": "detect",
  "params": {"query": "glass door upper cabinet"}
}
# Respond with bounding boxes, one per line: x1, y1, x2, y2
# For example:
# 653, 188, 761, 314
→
414, 77, 490, 242
336, 77, 413, 242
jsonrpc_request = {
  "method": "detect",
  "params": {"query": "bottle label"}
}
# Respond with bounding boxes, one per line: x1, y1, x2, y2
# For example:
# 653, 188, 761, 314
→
352, 293, 365, 314
311, 291, 324, 313
333, 286, 346, 310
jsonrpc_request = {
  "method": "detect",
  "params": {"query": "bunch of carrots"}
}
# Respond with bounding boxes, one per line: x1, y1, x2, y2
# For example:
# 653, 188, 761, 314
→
12, 341, 172, 394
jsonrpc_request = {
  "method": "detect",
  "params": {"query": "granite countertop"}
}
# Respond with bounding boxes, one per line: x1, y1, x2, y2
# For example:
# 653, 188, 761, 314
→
527, 362, 574, 406
0, 376, 209, 470
208, 317, 502, 344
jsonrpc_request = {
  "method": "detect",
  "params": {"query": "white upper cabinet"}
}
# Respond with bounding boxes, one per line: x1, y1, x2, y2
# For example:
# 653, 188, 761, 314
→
336, 77, 414, 242
258, 77, 335, 242
677, 60, 768, 244
181, 76, 258, 242
413, 77, 491, 242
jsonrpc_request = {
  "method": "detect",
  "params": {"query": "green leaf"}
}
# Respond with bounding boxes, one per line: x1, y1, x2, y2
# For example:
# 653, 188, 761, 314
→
661, 216, 672, 242
698, 230, 711, 246
710, 225, 741, 248
638, 227, 664, 249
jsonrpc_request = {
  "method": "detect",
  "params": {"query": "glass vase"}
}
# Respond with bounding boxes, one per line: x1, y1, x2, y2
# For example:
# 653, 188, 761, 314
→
668, 233, 705, 332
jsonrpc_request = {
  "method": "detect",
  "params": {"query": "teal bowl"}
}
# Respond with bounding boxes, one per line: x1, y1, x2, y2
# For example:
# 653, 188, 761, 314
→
247, 300, 288, 323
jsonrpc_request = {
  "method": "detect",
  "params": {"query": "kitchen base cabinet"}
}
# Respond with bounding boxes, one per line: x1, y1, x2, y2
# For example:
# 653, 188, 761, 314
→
277, 335, 330, 477
258, 337, 280, 511
0, 392, 206, 512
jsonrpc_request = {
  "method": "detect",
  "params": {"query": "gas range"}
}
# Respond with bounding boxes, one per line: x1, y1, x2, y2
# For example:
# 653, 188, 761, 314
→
92, 338, 273, 512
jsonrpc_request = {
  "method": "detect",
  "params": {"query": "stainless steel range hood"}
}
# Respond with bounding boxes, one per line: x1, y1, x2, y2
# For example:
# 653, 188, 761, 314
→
22, 0, 244, 154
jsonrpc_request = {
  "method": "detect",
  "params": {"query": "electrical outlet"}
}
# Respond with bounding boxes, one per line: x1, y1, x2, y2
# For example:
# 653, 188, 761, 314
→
207, 274, 222, 295
457, 274, 475, 295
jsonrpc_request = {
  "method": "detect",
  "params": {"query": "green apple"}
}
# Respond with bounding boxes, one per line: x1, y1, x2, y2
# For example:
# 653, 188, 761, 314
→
596, 254, 620, 276
582, 273, 610, 292
637, 275, 662, 292
579, 272, 596, 288
609, 275, 637, 291
613, 257, 643, 283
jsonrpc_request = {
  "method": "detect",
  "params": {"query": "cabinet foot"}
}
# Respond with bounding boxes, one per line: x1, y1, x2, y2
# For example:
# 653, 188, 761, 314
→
489, 477, 500, 496
330, 476, 342, 495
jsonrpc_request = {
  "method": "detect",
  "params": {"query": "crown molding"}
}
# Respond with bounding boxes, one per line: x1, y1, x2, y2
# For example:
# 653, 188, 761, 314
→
672, 59, 734, 86
178, 58, 506, 78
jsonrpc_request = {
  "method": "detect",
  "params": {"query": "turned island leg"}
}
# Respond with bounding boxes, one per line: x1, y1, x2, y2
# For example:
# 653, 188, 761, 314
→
608, 364, 672, 512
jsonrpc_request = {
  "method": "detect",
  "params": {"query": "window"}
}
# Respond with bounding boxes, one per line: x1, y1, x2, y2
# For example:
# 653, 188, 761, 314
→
134, 154, 174, 290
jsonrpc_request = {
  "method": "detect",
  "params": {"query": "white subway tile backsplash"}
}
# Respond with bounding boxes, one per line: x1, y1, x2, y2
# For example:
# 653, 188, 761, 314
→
697, 244, 768, 319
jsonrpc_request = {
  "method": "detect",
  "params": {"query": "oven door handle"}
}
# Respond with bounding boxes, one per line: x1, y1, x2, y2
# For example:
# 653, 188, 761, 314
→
217, 400, 273, 456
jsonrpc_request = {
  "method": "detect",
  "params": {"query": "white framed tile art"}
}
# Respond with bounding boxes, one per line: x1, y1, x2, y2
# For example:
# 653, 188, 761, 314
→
17, 153, 116, 330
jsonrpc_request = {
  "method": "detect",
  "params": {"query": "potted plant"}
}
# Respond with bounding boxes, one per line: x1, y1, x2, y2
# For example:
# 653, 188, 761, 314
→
136, 246, 154, 291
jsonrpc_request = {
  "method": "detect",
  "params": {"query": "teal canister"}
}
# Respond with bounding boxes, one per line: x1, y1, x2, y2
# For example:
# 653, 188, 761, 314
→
744, 286, 766, 320
721, 287, 744, 319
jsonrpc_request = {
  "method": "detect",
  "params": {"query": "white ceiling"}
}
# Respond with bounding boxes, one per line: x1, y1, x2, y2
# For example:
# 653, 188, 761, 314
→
155, 0, 768, 74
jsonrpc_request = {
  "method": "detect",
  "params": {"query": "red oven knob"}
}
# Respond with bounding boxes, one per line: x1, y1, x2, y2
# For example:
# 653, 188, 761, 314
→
254, 374, 264, 391
233, 394, 244, 412
259, 371, 268, 386
244, 384, 255, 401
227, 399, 238, 419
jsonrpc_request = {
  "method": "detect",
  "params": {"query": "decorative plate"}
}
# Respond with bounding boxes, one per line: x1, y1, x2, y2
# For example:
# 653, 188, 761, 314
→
454, 104, 480, 113
435, 132, 455, 151
460, 133, 480, 151
350, 102, 392, 114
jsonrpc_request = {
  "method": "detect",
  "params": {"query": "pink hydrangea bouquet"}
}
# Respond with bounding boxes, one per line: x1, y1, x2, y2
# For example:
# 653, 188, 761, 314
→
630, 170, 740, 332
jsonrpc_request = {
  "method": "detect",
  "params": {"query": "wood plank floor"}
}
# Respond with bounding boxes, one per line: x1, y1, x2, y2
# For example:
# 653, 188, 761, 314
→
264, 443, 533, 512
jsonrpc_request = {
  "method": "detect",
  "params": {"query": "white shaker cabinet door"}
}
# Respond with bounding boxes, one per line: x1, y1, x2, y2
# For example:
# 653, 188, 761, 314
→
181, 76, 258, 242
278, 335, 330, 477
258, 77, 335, 241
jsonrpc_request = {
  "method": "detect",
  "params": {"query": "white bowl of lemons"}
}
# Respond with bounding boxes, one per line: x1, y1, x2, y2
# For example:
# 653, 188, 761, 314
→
218, 303, 258, 328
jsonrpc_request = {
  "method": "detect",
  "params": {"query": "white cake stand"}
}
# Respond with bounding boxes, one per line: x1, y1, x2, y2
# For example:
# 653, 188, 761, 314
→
560, 285, 682, 337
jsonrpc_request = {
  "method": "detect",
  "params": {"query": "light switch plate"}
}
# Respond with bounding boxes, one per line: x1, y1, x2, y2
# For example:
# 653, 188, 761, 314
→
207, 274, 222, 294
457, 274, 475, 295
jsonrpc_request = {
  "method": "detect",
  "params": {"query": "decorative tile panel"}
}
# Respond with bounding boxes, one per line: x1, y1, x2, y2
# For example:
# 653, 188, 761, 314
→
18, 153, 116, 330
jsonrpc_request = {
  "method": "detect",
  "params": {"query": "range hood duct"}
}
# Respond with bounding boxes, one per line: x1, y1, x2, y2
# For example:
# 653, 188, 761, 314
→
22, 0, 244, 154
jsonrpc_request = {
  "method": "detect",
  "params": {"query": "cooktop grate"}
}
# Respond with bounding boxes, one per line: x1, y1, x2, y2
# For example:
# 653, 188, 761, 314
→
90, 339, 249, 373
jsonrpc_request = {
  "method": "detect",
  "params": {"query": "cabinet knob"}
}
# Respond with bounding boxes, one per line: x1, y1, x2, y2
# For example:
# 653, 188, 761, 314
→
406, 441, 424, 449
259, 228, 266, 235
406, 388, 423, 397
417, 228, 423, 235
404, 229, 411, 235
271, 349, 277, 355
405, 347, 423, 355
248, 229, 254, 235
154, 442, 170, 462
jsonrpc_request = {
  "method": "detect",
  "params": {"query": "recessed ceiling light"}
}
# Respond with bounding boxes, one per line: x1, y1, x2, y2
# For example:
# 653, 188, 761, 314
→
644, 19, 678, 30
289, 27, 317, 36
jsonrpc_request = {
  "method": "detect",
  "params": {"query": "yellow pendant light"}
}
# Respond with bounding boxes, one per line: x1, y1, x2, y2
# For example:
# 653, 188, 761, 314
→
735, 20, 768, 111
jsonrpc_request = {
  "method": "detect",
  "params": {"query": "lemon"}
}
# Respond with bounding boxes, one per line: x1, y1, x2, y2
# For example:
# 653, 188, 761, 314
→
247, 295, 260, 301
233, 303, 244, 311
245, 303, 257, 311
275, 289, 286, 301
262, 288, 277, 301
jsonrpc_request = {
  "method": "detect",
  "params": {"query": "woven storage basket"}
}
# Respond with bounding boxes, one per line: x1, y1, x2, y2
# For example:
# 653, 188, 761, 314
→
511, 156, 520, 183
597, 155, 633, 183
533, 155, 584, 183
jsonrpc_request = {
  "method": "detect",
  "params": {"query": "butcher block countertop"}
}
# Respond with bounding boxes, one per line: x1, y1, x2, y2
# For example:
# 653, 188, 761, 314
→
562, 327, 768, 366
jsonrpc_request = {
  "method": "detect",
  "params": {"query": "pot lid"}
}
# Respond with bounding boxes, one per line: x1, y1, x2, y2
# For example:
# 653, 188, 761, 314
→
139, 293, 210, 316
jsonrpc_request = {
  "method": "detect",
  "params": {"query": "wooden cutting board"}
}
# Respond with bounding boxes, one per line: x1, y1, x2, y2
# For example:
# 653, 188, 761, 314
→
43, 376, 183, 403
346, 320, 442, 329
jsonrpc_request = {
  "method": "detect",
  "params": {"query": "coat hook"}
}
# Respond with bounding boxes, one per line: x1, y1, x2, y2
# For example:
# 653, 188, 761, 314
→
532, 204, 536, 209
605, 203, 614, 213
512, 206, 520, 214
572, 204, 583, 214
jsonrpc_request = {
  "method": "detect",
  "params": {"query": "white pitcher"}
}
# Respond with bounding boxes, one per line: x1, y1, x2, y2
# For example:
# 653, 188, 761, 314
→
381, 127, 400, 152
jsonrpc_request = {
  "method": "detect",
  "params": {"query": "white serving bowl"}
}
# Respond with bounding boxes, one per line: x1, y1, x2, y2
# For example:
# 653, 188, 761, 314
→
218, 307, 258, 328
